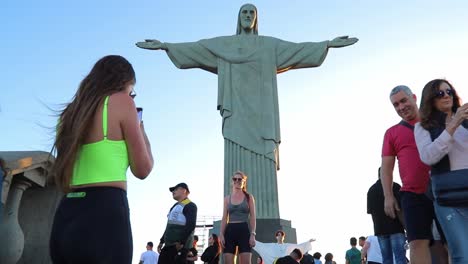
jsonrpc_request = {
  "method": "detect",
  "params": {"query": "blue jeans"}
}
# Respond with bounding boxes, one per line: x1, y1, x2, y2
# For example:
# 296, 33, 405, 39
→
377, 233, 407, 264
434, 203, 468, 264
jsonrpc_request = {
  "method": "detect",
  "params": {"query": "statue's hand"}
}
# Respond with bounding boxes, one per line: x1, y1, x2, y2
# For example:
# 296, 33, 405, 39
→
135, 39, 167, 50
328, 36, 359, 48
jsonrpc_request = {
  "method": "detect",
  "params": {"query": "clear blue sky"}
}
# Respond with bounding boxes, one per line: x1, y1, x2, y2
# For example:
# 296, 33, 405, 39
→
2, 0, 468, 262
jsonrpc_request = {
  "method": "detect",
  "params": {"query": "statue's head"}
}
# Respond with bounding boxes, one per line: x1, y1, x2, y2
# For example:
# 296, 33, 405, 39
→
236, 3, 258, 35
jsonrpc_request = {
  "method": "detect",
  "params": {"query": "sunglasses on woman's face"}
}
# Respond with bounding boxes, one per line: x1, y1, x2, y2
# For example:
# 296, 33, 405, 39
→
129, 90, 137, 99
232, 177, 243, 182
436, 89, 453, 98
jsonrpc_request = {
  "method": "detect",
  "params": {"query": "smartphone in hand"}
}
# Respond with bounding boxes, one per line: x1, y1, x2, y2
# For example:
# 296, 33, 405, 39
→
137, 107, 143, 122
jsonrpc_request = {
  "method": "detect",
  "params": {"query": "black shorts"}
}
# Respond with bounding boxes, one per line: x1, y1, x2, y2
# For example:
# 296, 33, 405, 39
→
223, 222, 251, 254
158, 245, 187, 264
49, 187, 132, 264
400, 191, 435, 242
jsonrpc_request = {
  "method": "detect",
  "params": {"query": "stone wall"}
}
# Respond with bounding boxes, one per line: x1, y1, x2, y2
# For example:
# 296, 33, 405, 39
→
0, 151, 61, 264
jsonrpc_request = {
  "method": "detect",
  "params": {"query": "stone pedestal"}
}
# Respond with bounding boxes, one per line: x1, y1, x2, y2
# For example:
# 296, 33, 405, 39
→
0, 180, 31, 263
0, 151, 60, 264
257, 219, 296, 243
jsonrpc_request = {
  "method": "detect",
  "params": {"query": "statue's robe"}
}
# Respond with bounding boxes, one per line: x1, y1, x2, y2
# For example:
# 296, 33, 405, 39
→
165, 35, 328, 218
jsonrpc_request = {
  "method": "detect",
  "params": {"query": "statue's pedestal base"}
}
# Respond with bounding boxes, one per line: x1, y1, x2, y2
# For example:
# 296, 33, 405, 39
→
212, 218, 297, 263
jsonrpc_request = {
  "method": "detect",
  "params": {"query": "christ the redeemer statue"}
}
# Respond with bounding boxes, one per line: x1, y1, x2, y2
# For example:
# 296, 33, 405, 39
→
136, 3, 358, 219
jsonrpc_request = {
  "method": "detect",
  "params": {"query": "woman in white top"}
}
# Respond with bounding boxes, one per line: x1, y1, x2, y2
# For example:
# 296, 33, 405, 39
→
414, 78, 468, 264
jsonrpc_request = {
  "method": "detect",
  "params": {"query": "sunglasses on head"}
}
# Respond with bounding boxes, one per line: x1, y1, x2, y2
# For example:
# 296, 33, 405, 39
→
436, 89, 453, 98
232, 177, 243, 182
129, 90, 137, 99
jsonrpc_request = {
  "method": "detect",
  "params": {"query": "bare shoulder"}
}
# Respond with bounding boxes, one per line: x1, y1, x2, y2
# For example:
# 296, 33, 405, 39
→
109, 92, 136, 118
223, 195, 231, 204
110, 91, 135, 109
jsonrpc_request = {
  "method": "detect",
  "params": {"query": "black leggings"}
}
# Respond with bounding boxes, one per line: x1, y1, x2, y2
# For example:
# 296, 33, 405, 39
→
49, 187, 132, 264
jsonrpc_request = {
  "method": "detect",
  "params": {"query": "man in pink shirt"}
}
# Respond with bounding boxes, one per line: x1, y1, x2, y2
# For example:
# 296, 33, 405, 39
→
381, 85, 433, 264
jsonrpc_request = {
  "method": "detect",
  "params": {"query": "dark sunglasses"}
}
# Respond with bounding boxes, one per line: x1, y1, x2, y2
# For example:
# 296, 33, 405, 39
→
232, 177, 243, 182
436, 89, 453, 98
129, 90, 137, 99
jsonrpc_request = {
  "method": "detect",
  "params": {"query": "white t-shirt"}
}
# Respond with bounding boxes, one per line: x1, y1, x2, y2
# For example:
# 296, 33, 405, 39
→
140, 250, 159, 264
365, 236, 382, 263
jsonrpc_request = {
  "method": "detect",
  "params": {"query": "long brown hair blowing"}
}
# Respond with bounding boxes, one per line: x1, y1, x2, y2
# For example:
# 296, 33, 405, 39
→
51, 55, 135, 193
419, 79, 461, 130
211, 233, 221, 256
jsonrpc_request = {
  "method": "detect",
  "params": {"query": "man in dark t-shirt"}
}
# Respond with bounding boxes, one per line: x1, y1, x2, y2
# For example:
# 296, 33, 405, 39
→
276, 248, 303, 264
367, 167, 406, 264
187, 235, 198, 264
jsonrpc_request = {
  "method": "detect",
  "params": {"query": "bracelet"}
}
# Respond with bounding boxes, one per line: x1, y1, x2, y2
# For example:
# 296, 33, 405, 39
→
251, 232, 256, 236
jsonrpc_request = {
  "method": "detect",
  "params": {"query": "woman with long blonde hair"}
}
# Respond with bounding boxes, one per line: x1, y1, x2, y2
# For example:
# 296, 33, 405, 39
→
49, 55, 153, 264
220, 171, 256, 264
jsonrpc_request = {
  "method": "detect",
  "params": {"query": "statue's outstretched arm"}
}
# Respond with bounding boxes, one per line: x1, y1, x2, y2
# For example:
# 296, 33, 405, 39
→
135, 39, 168, 51
328, 36, 359, 48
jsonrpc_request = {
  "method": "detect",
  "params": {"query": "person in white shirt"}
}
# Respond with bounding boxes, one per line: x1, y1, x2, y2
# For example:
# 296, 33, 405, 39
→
140, 241, 159, 264
254, 230, 315, 264
361, 235, 382, 264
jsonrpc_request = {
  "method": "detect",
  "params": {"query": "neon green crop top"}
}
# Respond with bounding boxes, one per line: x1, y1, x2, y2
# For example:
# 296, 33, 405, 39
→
71, 96, 129, 186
